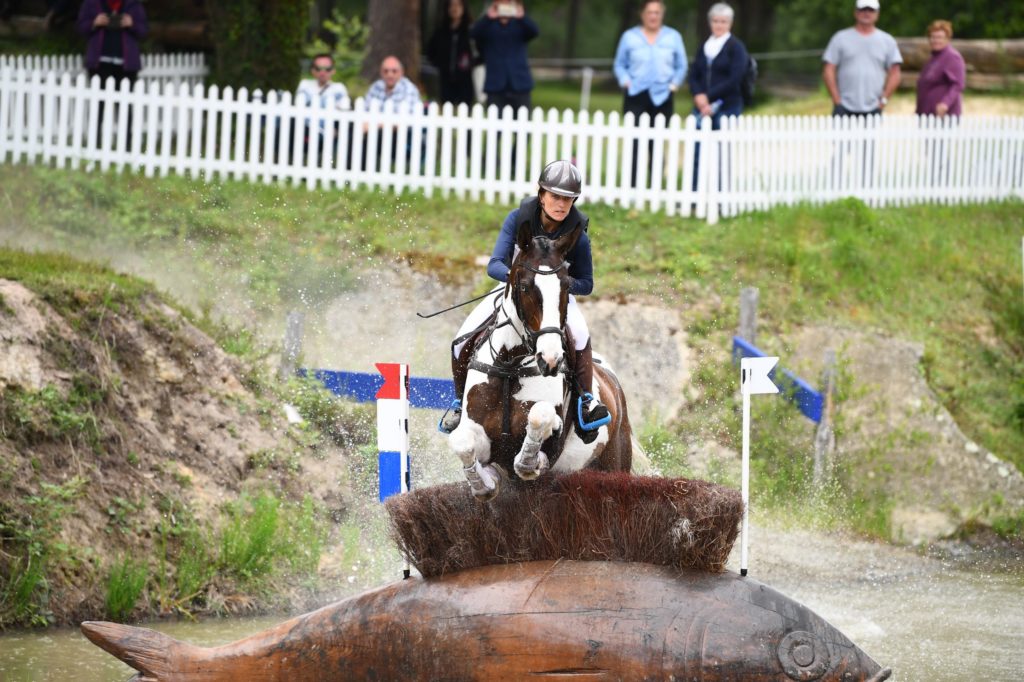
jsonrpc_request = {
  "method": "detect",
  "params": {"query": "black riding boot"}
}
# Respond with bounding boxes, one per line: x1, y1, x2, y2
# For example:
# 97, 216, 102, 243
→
576, 342, 609, 430
439, 348, 470, 433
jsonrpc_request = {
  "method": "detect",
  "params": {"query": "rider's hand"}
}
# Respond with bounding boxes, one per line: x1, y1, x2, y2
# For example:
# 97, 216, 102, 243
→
120, 13, 133, 28
93, 13, 110, 28
487, 2, 499, 19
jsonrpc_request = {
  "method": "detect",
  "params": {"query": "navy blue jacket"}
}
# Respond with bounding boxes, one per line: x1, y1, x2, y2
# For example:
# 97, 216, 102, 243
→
487, 197, 593, 296
471, 15, 538, 94
688, 36, 749, 111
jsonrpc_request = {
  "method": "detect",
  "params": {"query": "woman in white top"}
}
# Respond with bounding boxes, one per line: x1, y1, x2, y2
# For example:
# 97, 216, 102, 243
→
687, 3, 748, 129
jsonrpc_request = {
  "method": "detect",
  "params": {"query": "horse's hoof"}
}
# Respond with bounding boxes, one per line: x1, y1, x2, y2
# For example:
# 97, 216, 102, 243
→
514, 452, 549, 481
467, 463, 502, 502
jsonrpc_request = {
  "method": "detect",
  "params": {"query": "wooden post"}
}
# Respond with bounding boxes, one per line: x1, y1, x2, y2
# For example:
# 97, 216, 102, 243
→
279, 311, 304, 382
739, 287, 759, 346
812, 350, 837, 486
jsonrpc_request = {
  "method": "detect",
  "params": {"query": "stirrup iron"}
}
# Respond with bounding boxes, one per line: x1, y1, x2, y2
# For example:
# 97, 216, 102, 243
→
577, 392, 610, 431
438, 398, 462, 434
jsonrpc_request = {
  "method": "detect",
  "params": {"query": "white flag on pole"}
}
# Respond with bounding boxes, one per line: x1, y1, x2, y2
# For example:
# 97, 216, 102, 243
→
741, 356, 780, 395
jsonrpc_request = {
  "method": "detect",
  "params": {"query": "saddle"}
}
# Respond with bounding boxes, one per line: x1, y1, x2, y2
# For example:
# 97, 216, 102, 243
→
455, 312, 594, 441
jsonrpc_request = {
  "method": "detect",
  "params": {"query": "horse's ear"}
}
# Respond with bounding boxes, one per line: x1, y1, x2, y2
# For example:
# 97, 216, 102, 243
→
554, 223, 583, 259
516, 220, 533, 255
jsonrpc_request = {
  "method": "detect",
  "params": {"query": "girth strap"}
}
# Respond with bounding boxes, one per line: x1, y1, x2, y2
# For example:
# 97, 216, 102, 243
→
469, 358, 542, 436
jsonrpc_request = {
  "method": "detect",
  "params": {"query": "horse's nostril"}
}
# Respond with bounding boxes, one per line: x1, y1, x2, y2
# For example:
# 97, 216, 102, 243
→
536, 353, 559, 374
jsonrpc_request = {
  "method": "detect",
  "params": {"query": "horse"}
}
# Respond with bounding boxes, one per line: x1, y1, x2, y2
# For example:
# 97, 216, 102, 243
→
448, 220, 632, 501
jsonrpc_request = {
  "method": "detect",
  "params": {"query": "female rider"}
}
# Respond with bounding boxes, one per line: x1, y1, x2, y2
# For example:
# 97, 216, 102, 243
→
439, 160, 609, 435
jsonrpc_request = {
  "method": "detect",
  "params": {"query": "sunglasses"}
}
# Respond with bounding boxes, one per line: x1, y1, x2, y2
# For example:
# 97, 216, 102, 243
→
312, 65, 334, 72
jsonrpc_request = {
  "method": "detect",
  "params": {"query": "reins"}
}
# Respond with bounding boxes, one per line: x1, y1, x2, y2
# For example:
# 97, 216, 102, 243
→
467, 258, 574, 436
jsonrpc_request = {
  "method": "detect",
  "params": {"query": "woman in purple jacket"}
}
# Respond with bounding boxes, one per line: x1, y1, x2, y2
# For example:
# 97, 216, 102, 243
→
915, 20, 965, 117
77, 0, 148, 87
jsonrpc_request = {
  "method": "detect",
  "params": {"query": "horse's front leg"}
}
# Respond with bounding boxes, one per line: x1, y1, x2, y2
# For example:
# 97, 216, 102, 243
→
449, 420, 502, 501
514, 402, 561, 480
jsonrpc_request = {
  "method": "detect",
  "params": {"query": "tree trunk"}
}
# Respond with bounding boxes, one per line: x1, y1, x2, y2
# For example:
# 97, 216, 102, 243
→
618, 0, 639, 38
363, 0, 421, 85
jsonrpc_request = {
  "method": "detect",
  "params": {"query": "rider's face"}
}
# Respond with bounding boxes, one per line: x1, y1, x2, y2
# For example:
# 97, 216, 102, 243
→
539, 191, 573, 224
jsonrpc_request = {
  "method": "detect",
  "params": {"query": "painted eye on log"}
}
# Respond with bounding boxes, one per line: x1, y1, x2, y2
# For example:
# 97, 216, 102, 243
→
777, 630, 830, 681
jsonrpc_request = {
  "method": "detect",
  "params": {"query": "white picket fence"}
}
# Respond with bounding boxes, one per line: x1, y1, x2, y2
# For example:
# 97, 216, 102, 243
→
0, 53, 207, 87
1, 67, 1022, 223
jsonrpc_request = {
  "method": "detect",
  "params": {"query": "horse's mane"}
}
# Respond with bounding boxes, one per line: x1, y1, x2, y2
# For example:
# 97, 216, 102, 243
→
385, 471, 743, 577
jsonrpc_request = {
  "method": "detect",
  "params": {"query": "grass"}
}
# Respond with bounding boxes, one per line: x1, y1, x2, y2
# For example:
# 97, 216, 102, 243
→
1, 164, 1021, 531
105, 555, 148, 622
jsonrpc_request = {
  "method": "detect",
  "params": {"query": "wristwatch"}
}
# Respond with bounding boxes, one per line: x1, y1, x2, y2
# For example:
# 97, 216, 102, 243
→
880, 96, 888, 106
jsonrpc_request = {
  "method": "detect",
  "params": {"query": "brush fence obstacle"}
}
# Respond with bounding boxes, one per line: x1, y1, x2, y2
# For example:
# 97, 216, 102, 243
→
2, 67, 1022, 222
0, 54, 208, 88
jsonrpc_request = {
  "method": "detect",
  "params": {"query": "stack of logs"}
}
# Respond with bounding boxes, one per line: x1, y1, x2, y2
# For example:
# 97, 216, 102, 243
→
897, 38, 1024, 91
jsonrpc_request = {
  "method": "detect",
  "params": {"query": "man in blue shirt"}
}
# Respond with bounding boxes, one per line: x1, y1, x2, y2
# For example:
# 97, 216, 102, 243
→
471, 0, 539, 111
613, 0, 687, 184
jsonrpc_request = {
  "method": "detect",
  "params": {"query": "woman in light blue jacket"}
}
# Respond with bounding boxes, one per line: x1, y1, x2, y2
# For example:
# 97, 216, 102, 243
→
613, 0, 687, 123
613, 0, 686, 184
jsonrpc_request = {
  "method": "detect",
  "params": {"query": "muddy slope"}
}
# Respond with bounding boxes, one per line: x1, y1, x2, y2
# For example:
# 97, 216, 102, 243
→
0, 278, 361, 625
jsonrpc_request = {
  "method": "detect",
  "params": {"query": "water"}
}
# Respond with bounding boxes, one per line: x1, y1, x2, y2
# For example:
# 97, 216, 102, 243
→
1, 526, 1020, 681
1, 226, 1021, 680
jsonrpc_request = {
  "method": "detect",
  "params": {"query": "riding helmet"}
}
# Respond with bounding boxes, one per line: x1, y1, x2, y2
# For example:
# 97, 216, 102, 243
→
538, 160, 582, 199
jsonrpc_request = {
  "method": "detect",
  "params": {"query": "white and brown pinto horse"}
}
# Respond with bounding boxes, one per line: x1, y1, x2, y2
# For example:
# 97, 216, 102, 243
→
448, 221, 632, 501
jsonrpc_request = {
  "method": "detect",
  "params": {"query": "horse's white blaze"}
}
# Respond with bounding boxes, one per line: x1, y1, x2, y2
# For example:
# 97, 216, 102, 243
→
535, 266, 564, 369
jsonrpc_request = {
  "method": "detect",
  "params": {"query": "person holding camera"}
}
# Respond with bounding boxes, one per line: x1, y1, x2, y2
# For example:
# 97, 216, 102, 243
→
77, 0, 148, 88
471, 0, 539, 111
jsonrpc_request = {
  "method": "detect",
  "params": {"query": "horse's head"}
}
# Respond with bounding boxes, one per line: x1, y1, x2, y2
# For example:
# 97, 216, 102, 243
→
509, 221, 582, 376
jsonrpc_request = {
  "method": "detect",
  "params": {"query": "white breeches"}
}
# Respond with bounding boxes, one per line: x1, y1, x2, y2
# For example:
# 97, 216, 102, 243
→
453, 288, 589, 357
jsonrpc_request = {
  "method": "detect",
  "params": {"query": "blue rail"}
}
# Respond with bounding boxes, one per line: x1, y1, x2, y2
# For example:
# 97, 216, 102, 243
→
299, 369, 455, 410
731, 337, 823, 423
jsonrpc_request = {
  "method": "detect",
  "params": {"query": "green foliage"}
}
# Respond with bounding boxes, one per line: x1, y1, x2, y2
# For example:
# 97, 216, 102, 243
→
207, 0, 313, 92
105, 555, 148, 622
219, 493, 281, 579
0, 381, 104, 446
218, 492, 327, 583
284, 376, 375, 447
0, 477, 87, 628
773, 0, 1024, 52
305, 10, 369, 85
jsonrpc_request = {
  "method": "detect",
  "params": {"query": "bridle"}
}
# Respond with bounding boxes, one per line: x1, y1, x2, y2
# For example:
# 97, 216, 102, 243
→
512, 260, 569, 356
465, 255, 571, 436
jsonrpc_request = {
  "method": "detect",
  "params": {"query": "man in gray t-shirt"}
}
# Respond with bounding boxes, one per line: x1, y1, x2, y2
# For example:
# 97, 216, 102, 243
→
822, 0, 902, 115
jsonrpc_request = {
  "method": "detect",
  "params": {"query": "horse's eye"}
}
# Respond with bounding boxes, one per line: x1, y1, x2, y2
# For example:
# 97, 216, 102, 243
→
519, 283, 530, 293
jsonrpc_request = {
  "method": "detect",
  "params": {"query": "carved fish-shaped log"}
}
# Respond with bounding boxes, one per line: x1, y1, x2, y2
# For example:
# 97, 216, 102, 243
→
81, 560, 891, 681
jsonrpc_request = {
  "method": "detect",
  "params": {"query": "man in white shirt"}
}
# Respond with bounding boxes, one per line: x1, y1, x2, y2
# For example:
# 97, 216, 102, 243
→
364, 56, 422, 114
296, 53, 350, 114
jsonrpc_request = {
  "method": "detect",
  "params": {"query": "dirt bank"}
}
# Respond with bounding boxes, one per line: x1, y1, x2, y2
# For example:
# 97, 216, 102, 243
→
0, 268, 373, 627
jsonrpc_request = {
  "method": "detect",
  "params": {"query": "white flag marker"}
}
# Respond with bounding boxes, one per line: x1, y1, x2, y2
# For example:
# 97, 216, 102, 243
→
740, 356, 779, 577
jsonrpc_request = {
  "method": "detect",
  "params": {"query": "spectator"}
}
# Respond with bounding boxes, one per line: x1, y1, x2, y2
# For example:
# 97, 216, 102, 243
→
297, 53, 350, 113
77, 0, 148, 88
365, 56, 423, 114
916, 20, 965, 118
689, 2, 748, 129
822, 0, 902, 117
427, 0, 477, 107
471, 0, 538, 111
614, 0, 687, 124
295, 54, 349, 164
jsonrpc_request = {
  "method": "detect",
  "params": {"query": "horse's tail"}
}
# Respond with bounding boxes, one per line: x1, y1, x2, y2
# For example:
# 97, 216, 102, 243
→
81, 621, 206, 679
630, 433, 658, 475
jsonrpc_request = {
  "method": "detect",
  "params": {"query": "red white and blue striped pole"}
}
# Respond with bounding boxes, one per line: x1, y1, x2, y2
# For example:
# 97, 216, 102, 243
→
376, 362, 411, 578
